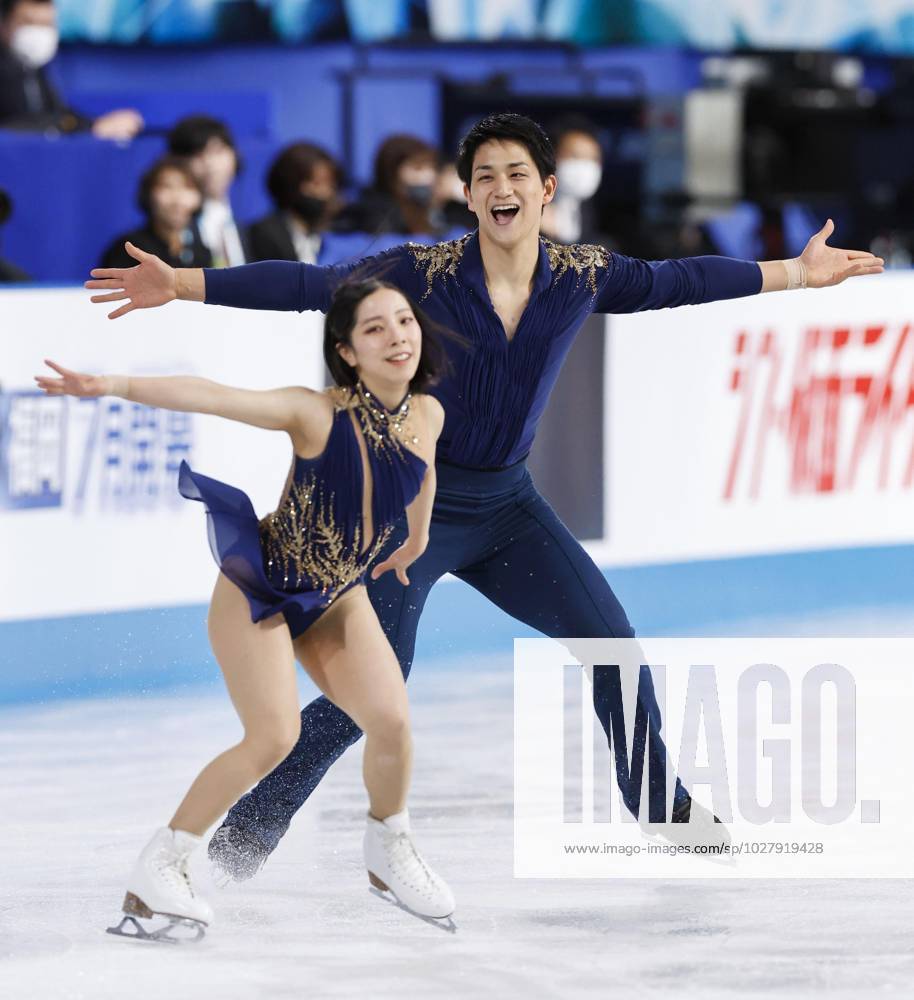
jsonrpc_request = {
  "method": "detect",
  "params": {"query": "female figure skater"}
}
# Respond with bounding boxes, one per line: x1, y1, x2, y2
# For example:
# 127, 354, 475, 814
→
35, 279, 455, 940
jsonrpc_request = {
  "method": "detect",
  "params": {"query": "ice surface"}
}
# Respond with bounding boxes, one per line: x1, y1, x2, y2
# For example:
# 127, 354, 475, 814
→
2, 652, 913, 1000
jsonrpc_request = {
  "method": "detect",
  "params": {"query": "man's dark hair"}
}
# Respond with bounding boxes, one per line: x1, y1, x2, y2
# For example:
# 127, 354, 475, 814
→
372, 134, 438, 197
136, 155, 203, 218
167, 115, 238, 159
1, 0, 51, 18
455, 113, 556, 186
324, 278, 455, 394
267, 142, 342, 211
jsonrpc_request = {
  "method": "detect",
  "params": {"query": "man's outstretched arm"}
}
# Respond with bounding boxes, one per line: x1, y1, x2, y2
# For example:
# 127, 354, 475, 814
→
86, 243, 310, 319
86, 240, 408, 319
595, 219, 884, 314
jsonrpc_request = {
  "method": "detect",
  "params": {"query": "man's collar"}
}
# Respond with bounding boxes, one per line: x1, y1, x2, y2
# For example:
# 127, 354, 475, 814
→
456, 229, 553, 299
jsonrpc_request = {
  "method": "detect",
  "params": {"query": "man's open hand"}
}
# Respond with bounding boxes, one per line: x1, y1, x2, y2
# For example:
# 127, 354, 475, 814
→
85, 242, 177, 319
800, 219, 884, 288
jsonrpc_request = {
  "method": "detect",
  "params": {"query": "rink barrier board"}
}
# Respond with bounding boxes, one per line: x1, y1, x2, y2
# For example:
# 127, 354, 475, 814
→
2, 542, 913, 706
603, 274, 914, 565
6, 281, 914, 703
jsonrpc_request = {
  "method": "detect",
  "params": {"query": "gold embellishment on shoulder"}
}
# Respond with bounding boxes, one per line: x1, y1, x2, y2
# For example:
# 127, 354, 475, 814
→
328, 384, 356, 413
260, 473, 392, 600
541, 239, 610, 294
407, 234, 472, 300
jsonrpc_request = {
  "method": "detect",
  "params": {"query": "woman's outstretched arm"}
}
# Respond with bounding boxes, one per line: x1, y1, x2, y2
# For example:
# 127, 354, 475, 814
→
34, 359, 325, 436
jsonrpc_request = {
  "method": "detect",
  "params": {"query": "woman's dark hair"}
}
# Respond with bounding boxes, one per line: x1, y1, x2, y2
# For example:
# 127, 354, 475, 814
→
324, 278, 461, 394
137, 155, 203, 218
456, 113, 556, 186
372, 134, 439, 197
267, 142, 342, 211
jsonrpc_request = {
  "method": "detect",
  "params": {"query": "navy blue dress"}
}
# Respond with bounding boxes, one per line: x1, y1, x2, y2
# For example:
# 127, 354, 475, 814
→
178, 383, 426, 638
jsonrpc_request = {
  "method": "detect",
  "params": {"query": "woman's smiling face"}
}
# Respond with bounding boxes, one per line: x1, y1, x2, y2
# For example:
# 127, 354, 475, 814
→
337, 287, 422, 386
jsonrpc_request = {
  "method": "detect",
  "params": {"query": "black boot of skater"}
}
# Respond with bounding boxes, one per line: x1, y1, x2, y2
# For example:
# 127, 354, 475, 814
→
208, 825, 270, 884
671, 791, 724, 825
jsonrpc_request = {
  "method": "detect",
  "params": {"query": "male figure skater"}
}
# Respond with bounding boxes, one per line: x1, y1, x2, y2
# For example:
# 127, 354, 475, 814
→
87, 114, 883, 877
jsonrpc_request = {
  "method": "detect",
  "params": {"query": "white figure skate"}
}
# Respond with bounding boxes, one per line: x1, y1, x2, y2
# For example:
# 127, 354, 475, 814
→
107, 827, 214, 944
364, 809, 456, 931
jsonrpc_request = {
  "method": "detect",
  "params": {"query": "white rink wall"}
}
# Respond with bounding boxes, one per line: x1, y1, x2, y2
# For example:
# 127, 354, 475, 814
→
1, 288, 325, 622
599, 272, 914, 565
3, 277, 914, 705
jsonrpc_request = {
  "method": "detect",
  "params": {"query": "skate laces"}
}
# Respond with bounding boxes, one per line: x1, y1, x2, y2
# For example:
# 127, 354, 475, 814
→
153, 844, 196, 899
386, 831, 439, 895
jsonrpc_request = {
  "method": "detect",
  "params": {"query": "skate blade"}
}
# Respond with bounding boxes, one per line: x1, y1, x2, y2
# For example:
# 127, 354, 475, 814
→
106, 913, 206, 944
368, 886, 457, 934
211, 866, 233, 890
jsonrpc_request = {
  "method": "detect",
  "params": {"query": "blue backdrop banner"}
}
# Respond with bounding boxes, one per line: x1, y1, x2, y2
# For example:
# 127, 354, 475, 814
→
57, 0, 914, 53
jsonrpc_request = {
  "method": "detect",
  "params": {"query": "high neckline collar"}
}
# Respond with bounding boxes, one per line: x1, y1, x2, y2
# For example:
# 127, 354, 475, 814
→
355, 380, 411, 415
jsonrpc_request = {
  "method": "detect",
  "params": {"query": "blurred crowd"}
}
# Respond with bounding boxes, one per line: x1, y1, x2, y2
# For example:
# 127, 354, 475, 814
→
0, 0, 898, 283
0, 0, 738, 284
93, 120, 484, 273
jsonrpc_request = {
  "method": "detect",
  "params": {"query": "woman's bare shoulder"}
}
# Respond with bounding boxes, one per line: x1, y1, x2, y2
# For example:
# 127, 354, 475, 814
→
413, 392, 445, 434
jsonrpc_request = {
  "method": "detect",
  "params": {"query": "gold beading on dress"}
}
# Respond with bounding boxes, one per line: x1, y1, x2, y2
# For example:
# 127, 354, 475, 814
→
259, 381, 417, 602
260, 472, 392, 600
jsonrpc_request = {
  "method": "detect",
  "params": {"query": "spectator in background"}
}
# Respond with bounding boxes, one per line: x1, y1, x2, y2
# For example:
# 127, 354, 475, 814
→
541, 116, 605, 245
0, 0, 143, 138
100, 156, 211, 270
640, 192, 719, 261
339, 133, 445, 237
246, 141, 343, 264
0, 186, 28, 281
168, 114, 247, 267
435, 161, 476, 233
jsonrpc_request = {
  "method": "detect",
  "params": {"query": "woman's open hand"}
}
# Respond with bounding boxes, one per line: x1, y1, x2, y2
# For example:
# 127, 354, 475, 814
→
370, 538, 426, 586
34, 360, 110, 398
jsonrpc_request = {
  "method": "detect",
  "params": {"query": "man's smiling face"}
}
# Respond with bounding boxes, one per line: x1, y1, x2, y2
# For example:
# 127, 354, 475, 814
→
465, 139, 556, 249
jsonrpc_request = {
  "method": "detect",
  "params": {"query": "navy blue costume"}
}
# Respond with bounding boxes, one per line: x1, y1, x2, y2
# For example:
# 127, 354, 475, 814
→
203, 232, 762, 849
179, 382, 426, 637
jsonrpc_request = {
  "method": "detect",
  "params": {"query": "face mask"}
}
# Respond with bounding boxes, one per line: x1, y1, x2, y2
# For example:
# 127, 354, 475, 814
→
292, 193, 328, 227
10, 24, 58, 70
403, 183, 434, 207
556, 158, 602, 202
